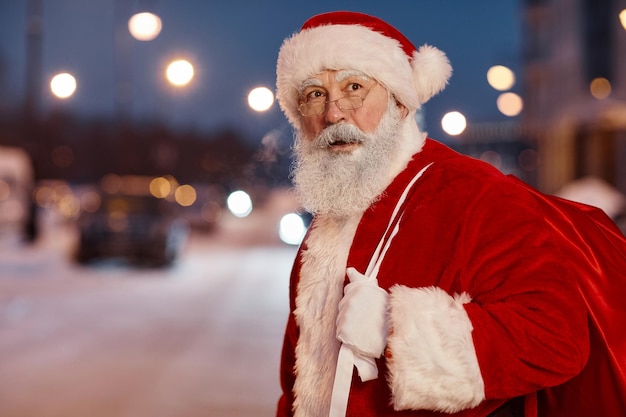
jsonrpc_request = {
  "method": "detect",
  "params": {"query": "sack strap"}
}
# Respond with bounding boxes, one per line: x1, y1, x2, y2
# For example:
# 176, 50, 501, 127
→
328, 162, 433, 417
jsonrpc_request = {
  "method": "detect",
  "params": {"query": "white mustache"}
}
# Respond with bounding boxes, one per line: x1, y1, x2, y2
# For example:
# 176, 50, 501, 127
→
315, 124, 366, 148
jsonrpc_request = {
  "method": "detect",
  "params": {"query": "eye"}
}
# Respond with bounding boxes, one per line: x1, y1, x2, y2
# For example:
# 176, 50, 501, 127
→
346, 82, 364, 94
303, 89, 326, 102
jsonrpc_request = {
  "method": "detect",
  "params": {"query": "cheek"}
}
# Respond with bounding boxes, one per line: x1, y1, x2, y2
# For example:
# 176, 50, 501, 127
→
300, 117, 324, 139
353, 93, 389, 133
355, 107, 386, 133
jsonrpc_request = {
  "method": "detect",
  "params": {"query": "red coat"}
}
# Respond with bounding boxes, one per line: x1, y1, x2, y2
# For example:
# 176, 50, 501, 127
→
277, 139, 595, 417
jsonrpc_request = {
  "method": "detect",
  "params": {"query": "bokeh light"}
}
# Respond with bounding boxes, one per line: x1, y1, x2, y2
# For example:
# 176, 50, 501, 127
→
174, 184, 197, 207
128, 12, 162, 41
101, 174, 122, 194
496, 92, 524, 117
50, 73, 77, 99
80, 190, 102, 213
57, 193, 81, 219
590, 77, 611, 99
34, 185, 56, 208
480, 150, 502, 169
441, 111, 467, 136
620, 9, 626, 30
486, 65, 515, 91
279, 213, 307, 245
150, 176, 172, 198
518, 149, 538, 172
248, 87, 274, 112
166, 60, 194, 87
227, 190, 252, 218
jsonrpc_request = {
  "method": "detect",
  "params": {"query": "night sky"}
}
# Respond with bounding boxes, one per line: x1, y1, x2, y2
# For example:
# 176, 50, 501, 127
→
0, 0, 523, 143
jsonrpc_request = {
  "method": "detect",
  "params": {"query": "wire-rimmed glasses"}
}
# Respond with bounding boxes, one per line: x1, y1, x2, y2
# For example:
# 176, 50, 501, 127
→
298, 95, 366, 117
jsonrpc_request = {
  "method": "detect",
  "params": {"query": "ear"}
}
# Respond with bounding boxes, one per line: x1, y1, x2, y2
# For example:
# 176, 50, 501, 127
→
396, 101, 409, 119
411, 44, 453, 104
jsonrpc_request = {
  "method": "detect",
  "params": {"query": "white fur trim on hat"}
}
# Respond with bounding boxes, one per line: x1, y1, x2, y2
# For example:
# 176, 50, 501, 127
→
276, 14, 452, 130
386, 285, 485, 413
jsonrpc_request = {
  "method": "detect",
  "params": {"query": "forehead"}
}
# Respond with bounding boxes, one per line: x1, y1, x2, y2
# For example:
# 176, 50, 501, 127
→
299, 70, 372, 91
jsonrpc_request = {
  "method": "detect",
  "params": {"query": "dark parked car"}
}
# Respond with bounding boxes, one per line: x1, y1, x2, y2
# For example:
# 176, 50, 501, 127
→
74, 193, 188, 267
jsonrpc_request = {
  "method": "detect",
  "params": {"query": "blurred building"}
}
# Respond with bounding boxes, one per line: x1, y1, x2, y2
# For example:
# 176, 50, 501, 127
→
522, 0, 626, 197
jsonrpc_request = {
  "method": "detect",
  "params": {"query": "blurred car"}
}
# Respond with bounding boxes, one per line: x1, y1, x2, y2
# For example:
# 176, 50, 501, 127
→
74, 193, 188, 267
0, 146, 34, 242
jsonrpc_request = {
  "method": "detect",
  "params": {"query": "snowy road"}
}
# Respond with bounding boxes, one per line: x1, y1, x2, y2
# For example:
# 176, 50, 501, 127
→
0, 223, 297, 417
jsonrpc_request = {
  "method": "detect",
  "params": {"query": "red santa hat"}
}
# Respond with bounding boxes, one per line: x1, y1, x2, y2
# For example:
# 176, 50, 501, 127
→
276, 11, 453, 129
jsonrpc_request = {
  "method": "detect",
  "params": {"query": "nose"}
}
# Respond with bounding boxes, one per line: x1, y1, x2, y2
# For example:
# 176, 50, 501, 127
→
324, 96, 347, 125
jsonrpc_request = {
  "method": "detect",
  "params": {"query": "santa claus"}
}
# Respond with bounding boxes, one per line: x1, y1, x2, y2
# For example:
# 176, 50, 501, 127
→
273, 10, 622, 417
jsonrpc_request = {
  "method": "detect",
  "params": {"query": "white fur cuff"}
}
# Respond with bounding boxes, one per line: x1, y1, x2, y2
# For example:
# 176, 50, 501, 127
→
386, 285, 485, 413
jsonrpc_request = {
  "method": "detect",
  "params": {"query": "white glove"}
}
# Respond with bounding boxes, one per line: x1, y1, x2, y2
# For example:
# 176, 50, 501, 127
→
336, 267, 389, 358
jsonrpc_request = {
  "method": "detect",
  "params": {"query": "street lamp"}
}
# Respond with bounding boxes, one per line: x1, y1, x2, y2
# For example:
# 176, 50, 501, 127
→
50, 72, 77, 99
128, 12, 162, 41
166, 59, 194, 87
441, 111, 467, 136
486, 65, 515, 91
227, 190, 253, 218
247, 86, 274, 112
496, 92, 523, 117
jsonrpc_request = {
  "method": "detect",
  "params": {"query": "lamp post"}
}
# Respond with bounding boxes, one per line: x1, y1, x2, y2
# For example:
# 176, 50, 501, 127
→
22, 0, 44, 243
114, 0, 133, 121
24, 0, 43, 120
113, 2, 163, 122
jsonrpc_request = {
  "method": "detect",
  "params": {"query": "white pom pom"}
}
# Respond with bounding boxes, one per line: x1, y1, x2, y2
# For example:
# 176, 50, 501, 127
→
411, 45, 453, 104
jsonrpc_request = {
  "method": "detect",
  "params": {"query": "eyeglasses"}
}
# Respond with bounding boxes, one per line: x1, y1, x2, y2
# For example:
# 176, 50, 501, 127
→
297, 84, 376, 117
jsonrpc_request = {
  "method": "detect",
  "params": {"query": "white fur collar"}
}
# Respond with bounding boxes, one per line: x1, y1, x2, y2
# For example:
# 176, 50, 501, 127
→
293, 214, 362, 417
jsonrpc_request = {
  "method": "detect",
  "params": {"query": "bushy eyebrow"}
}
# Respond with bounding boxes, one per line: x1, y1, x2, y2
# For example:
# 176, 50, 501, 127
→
298, 70, 372, 94
298, 78, 322, 94
335, 70, 371, 82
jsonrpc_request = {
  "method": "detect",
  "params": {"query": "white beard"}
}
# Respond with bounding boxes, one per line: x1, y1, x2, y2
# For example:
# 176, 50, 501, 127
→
291, 104, 406, 218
